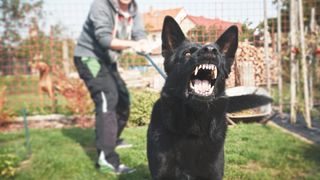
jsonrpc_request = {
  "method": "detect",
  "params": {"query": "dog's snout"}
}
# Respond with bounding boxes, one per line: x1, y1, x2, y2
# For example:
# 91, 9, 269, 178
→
200, 45, 217, 54
197, 45, 218, 60
206, 46, 215, 52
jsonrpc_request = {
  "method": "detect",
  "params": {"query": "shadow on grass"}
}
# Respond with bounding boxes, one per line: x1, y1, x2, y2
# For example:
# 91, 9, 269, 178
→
61, 127, 151, 180
118, 164, 150, 180
61, 128, 97, 163
303, 144, 320, 167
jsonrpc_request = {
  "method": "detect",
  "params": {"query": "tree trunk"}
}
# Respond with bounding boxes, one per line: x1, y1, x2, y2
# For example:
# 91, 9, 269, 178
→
298, 0, 312, 128
309, 8, 316, 109
290, 0, 299, 124
62, 40, 70, 75
263, 0, 271, 92
277, 0, 283, 115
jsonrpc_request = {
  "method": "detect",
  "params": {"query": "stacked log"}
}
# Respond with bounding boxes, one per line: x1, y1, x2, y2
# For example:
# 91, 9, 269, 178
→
226, 42, 278, 87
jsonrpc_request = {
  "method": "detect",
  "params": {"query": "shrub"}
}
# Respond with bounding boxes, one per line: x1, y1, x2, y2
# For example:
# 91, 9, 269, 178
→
0, 154, 19, 178
53, 67, 94, 116
129, 89, 159, 126
118, 52, 148, 69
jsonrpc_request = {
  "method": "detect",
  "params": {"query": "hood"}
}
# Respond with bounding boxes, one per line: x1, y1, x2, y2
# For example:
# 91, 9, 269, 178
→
107, 0, 138, 16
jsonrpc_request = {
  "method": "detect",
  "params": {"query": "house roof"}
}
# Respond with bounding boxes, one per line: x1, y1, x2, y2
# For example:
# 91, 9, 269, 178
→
187, 15, 242, 33
143, 8, 184, 32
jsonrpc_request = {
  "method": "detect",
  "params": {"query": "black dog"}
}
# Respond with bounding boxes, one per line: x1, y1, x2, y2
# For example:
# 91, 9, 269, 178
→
147, 16, 272, 180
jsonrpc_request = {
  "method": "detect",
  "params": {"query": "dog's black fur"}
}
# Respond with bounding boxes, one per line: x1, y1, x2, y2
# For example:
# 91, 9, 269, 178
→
147, 16, 272, 180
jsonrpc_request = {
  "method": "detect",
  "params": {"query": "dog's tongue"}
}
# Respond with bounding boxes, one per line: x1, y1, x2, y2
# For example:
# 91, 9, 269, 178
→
193, 80, 213, 96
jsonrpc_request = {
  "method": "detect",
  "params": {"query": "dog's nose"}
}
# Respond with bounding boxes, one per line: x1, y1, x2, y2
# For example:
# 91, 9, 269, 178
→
206, 46, 214, 52
199, 45, 217, 55
199, 45, 218, 58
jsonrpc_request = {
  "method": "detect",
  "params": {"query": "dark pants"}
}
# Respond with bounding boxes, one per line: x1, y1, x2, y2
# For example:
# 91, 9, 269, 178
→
74, 56, 130, 167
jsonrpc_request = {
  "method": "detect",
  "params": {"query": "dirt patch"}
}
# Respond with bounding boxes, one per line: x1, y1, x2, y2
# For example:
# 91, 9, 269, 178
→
0, 116, 94, 133
242, 161, 262, 171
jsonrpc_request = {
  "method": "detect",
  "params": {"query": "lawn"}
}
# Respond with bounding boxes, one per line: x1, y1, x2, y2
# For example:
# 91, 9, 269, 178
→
1, 124, 320, 180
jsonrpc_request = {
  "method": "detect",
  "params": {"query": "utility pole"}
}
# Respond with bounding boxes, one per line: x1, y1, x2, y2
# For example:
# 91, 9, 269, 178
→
298, 0, 312, 128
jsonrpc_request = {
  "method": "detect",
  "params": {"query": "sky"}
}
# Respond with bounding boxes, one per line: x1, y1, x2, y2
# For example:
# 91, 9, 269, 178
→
42, 0, 277, 39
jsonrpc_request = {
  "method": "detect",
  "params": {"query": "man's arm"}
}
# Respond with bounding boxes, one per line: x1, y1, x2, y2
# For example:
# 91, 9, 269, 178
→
89, 2, 148, 52
110, 38, 148, 52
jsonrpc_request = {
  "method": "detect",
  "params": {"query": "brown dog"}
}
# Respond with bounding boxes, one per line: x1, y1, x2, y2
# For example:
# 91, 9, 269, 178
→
30, 60, 56, 110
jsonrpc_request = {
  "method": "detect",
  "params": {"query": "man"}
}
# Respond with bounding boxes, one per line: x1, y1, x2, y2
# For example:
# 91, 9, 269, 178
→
73, 0, 149, 174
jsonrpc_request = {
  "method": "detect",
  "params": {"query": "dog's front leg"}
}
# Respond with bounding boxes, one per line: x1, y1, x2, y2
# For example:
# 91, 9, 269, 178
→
209, 147, 224, 180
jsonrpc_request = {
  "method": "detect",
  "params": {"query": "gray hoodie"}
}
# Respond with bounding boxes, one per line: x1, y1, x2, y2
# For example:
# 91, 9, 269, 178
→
74, 0, 147, 63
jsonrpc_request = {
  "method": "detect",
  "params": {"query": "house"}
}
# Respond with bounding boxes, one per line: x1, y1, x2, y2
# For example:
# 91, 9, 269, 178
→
180, 15, 242, 44
142, 7, 188, 75
143, 7, 188, 47
143, 8, 242, 54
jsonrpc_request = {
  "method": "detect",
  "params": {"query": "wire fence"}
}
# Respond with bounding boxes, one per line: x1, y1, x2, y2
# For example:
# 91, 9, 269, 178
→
0, 0, 319, 118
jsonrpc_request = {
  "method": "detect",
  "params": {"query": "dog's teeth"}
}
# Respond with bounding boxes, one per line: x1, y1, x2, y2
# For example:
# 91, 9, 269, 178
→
211, 69, 215, 78
194, 66, 199, 76
209, 86, 214, 94
206, 64, 209, 69
214, 68, 217, 78
190, 82, 194, 89
213, 66, 216, 78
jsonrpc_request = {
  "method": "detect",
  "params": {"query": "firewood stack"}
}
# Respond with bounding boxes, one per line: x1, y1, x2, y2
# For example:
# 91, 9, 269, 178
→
226, 42, 278, 87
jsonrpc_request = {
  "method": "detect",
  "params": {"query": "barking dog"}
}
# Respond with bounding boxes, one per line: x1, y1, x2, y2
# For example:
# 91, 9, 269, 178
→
147, 16, 272, 180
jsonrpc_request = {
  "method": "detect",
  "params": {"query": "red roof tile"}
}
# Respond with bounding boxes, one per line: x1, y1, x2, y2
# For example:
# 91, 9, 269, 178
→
143, 8, 184, 32
187, 15, 242, 33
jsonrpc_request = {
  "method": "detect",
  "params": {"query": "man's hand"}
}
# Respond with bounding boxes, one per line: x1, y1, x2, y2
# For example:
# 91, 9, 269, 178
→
109, 38, 152, 54
132, 39, 152, 54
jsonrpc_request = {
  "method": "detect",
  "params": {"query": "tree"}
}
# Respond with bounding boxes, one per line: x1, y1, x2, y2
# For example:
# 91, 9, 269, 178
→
0, 0, 43, 75
240, 21, 255, 42
273, 0, 320, 33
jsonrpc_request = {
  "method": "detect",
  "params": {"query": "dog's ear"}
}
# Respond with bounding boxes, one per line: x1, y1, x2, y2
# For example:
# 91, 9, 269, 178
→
216, 26, 238, 75
161, 16, 186, 73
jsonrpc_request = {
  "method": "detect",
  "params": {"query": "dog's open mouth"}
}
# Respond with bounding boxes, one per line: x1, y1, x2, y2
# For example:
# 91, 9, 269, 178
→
189, 64, 217, 97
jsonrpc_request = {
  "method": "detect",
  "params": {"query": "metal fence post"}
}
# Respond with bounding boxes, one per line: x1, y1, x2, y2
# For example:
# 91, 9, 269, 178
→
22, 108, 32, 155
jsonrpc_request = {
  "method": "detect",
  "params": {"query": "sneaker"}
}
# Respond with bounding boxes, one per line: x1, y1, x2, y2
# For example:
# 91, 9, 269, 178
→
115, 164, 136, 174
96, 151, 135, 175
97, 151, 116, 174
116, 139, 133, 149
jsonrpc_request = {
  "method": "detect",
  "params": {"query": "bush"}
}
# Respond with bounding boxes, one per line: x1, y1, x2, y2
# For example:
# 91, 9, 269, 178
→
129, 89, 159, 126
118, 52, 148, 69
0, 154, 19, 178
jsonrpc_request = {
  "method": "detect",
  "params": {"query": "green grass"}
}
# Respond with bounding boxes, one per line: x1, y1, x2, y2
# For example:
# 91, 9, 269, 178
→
1, 87, 157, 118
4, 93, 72, 116
1, 124, 320, 180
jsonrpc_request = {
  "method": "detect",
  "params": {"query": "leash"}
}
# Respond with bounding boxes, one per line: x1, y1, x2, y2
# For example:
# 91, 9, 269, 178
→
137, 52, 167, 79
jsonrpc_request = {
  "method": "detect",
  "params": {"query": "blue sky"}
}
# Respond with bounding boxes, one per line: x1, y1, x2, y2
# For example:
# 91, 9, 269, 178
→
42, 0, 277, 39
